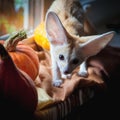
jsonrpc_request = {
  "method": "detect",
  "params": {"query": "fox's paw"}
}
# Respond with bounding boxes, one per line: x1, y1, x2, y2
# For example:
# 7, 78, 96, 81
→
78, 69, 88, 77
52, 79, 63, 87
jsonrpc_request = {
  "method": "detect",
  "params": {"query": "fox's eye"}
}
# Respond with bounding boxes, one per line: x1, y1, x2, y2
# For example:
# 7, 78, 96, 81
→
72, 58, 79, 64
59, 54, 64, 60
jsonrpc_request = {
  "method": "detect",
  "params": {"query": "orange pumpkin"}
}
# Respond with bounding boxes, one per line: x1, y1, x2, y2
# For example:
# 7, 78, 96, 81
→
4, 35, 39, 81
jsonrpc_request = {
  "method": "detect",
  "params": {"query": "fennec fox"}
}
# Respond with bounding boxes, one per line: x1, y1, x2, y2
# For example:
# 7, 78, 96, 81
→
45, 12, 115, 87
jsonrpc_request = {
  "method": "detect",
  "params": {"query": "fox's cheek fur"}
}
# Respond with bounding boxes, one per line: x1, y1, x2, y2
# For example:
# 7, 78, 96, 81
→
57, 62, 66, 74
55, 57, 68, 74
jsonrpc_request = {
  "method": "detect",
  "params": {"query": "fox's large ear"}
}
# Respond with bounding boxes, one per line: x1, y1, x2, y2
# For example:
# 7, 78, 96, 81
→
45, 11, 67, 45
80, 31, 115, 58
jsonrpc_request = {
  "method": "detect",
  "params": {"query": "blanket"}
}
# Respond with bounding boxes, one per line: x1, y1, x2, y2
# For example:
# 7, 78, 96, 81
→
32, 37, 120, 119
22, 36, 120, 101
23, 37, 105, 101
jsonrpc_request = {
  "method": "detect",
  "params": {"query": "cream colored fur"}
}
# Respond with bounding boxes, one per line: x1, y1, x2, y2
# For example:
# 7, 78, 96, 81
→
47, 0, 96, 37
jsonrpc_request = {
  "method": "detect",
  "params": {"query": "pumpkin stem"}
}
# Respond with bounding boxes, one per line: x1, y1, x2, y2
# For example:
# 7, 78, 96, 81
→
4, 30, 27, 52
0, 43, 9, 59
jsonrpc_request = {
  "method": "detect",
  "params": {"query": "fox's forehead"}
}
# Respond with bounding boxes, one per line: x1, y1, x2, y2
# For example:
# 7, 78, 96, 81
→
54, 43, 80, 60
54, 44, 71, 56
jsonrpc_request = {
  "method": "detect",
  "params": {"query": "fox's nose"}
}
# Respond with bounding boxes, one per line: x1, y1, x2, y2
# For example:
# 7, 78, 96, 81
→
64, 70, 69, 75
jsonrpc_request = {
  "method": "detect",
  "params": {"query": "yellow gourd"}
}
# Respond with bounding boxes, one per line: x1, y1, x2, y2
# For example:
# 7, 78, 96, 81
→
34, 22, 50, 50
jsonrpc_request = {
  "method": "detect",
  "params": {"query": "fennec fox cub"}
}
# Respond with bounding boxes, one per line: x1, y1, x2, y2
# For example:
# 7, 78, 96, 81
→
45, 12, 115, 87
